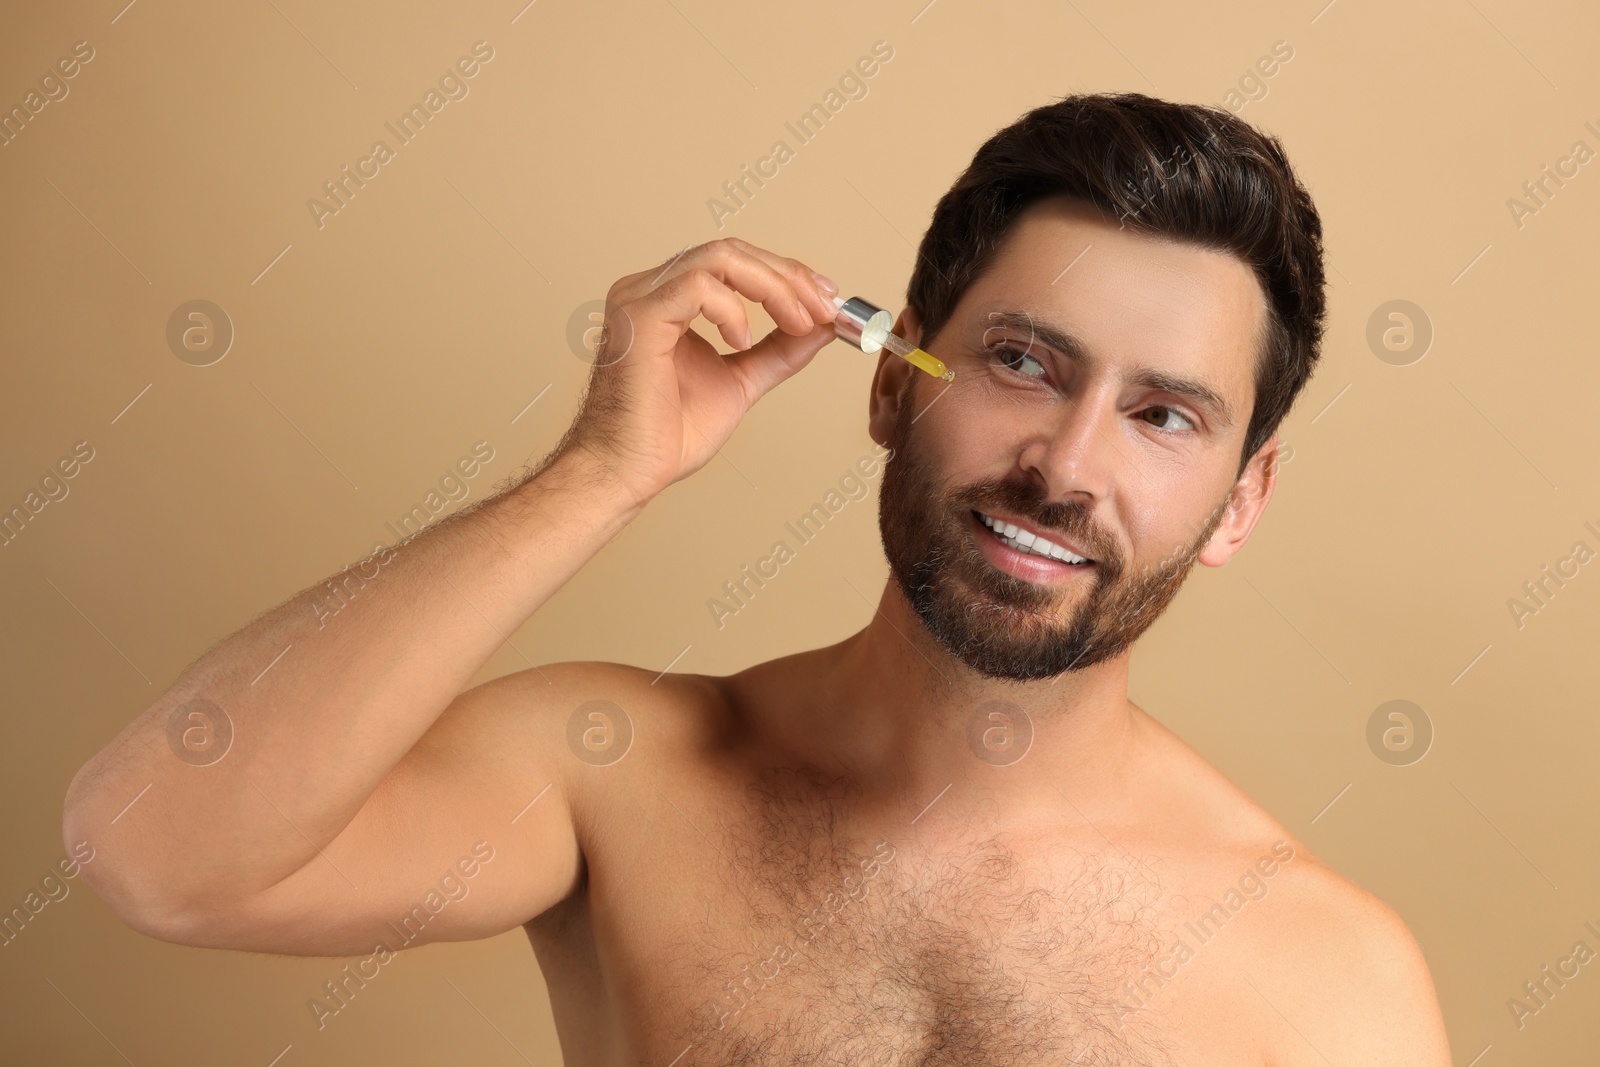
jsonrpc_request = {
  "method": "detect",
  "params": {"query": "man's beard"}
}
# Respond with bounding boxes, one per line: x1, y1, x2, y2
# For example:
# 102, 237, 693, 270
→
876, 383, 1232, 681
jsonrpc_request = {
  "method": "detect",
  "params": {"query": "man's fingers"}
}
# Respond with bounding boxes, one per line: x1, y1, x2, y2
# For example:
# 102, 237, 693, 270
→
622, 239, 821, 338
723, 321, 837, 408
633, 269, 753, 352
717, 239, 838, 327
693, 241, 816, 336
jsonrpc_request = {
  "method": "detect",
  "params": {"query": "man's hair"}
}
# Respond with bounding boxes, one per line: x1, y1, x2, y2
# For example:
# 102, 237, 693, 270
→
907, 91, 1327, 475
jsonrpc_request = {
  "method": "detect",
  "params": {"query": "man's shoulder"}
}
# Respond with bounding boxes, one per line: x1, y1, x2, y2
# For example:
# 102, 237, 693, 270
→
1126, 716, 1452, 1062
498, 659, 727, 711
1238, 851, 1451, 1065
1129, 708, 1450, 1064
490, 659, 735, 756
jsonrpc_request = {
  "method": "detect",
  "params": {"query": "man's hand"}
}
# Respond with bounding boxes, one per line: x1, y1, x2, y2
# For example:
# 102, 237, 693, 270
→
564, 237, 839, 509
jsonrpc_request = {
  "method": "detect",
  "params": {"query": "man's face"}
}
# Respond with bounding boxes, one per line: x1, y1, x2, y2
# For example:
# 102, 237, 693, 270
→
872, 196, 1274, 681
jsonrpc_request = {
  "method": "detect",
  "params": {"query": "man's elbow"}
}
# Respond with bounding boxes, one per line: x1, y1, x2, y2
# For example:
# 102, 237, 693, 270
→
61, 796, 207, 947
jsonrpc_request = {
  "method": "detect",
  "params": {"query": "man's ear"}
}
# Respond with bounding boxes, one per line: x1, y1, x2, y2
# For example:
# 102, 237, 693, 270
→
1197, 435, 1281, 567
867, 306, 923, 449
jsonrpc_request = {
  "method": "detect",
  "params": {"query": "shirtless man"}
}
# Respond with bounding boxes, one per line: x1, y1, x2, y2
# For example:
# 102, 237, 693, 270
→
64, 93, 1451, 1065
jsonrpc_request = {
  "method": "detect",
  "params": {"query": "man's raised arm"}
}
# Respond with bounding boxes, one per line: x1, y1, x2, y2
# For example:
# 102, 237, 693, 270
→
59, 238, 839, 954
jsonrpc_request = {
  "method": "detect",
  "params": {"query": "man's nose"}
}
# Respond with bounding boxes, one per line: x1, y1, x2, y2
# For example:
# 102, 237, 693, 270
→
1017, 389, 1120, 504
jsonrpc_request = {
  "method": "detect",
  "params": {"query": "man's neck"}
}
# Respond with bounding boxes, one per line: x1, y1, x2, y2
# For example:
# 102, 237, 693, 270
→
772, 581, 1142, 821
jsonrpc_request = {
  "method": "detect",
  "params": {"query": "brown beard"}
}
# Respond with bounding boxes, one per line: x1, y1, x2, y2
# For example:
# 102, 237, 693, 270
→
876, 379, 1232, 681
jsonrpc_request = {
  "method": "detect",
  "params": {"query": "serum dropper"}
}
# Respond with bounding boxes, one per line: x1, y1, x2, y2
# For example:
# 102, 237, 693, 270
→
830, 295, 954, 382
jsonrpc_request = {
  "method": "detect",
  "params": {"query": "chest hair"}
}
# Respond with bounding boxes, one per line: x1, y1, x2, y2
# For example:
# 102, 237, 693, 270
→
660, 766, 1182, 1067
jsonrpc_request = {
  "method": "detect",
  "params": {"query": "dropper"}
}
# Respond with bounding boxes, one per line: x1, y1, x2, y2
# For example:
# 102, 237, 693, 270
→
830, 295, 954, 382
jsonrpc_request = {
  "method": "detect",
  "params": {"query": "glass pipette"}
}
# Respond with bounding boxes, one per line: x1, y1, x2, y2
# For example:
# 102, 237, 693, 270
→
830, 295, 954, 382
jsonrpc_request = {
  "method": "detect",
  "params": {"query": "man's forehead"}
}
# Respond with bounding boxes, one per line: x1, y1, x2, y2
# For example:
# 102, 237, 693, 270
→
979, 201, 1265, 335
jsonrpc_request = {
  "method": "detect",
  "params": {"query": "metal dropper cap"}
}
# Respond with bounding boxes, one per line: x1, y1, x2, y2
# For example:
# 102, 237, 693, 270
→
831, 295, 893, 354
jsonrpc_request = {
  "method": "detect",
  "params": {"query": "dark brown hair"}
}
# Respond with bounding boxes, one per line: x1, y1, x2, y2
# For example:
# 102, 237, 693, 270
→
907, 91, 1327, 475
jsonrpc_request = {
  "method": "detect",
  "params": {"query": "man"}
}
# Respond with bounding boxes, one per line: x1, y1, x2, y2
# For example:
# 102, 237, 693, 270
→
65, 92, 1451, 1064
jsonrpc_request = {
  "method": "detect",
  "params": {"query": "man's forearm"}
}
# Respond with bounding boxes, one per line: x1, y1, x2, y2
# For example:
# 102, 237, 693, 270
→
62, 445, 642, 916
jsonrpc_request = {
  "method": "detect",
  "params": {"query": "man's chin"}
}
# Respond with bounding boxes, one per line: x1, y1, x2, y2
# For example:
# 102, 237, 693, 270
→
911, 580, 1108, 680
955, 554, 1088, 617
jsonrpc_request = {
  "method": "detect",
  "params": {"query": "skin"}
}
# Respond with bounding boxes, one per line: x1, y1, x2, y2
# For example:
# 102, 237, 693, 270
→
63, 203, 1451, 1066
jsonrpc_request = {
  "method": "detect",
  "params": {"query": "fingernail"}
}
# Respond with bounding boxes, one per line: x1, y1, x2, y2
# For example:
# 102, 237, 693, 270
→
811, 271, 838, 296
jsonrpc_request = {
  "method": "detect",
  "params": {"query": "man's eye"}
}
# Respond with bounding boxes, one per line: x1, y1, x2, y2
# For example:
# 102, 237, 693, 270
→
989, 344, 1048, 379
1141, 405, 1195, 433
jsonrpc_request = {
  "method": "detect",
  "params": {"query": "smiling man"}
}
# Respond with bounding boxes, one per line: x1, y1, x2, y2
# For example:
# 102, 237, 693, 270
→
877, 197, 1268, 688
66, 93, 1451, 1065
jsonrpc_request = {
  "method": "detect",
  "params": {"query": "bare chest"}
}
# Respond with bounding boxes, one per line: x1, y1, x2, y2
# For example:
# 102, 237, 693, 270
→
657, 841, 1179, 1066
539, 792, 1270, 1066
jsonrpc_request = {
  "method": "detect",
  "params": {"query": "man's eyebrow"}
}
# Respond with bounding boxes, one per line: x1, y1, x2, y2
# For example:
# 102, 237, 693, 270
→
980, 308, 1236, 430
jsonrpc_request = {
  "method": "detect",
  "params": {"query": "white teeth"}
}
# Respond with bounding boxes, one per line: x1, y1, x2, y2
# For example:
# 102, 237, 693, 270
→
978, 511, 1089, 564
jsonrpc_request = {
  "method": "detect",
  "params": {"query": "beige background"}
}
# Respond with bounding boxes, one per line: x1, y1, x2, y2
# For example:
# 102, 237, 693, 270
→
3, 0, 1597, 1062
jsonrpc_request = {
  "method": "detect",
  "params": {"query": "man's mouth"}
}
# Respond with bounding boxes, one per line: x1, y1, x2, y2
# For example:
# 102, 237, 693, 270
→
972, 510, 1094, 566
